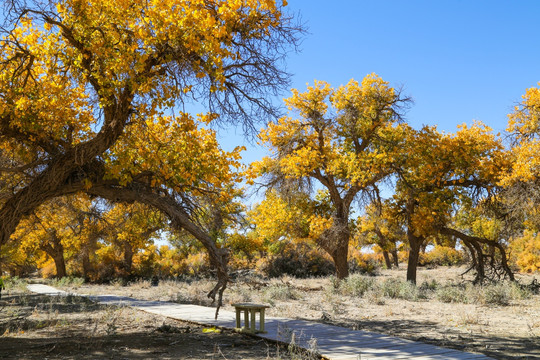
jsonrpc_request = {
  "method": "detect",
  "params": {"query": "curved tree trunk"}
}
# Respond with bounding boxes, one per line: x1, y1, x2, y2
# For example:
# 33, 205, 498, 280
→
439, 226, 514, 282
318, 216, 350, 280
87, 182, 230, 318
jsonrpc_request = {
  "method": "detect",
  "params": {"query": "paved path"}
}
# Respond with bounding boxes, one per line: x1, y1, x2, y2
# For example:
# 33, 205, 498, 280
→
27, 284, 494, 360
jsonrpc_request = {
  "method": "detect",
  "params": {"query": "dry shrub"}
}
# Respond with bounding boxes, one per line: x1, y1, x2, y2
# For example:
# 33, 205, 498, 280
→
263, 285, 300, 303
436, 285, 467, 303
348, 249, 380, 275
381, 278, 419, 301
435, 282, 531, 305
176, 252, 213, 277
338, 274, 375, 297
420, 246, 465, 267
257, 242, 335, 278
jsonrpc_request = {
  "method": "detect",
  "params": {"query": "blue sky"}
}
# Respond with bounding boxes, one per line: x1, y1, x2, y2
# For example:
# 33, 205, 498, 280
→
218, 0, 540, 164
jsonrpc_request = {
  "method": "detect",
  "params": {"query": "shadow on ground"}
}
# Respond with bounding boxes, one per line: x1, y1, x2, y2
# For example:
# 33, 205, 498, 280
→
0, 292, 304, 360
324, 318, 540, 360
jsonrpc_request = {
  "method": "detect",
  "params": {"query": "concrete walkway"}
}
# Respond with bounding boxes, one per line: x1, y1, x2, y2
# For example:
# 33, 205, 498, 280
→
27, 284, 494, 360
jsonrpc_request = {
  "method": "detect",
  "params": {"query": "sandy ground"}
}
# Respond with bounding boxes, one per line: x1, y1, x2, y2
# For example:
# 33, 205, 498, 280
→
0, 292, 309, 359
3, 266, 539, 359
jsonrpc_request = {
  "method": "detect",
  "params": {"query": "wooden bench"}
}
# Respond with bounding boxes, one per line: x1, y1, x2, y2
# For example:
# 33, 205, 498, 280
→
232, 303, 270, 333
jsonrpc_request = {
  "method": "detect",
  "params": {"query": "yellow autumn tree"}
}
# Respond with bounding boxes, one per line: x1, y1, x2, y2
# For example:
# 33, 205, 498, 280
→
0, 0, 299, 312
99, 203, 164, 276
499, 84, 540, 272
392, 123, 513, 283
357, 196, 403, 269
10, 195, 97, 278
253, 75, 411, 278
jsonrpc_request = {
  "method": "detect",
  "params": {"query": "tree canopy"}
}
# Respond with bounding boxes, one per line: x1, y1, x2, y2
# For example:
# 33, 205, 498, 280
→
0, 0, 299, 315
253, 74, 411, 278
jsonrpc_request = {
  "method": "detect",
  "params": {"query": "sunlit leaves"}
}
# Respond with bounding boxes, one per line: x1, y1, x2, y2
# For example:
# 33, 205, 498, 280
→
256, 73, 405, 188
104, 112, 244, 203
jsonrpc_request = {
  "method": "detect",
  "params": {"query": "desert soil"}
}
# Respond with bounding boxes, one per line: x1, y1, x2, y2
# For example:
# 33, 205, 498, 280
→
0, 292, 304, 359
2, 266, 539, 359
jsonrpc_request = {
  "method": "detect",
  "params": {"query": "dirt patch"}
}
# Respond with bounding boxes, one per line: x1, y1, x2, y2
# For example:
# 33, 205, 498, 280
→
0, 291, 309, 360
54, 266, 540, 360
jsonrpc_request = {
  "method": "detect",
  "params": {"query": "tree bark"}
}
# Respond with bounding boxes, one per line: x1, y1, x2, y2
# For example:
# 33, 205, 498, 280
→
382, 250, 392, 269
122, 241, 134, 274
391, 248, 399, 268
40, 230, 67, 278
406, 232, 423, 284
332, 239, 349, 279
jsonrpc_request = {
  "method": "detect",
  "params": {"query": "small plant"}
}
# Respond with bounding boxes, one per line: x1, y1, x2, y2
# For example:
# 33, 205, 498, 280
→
436, 286, 467, 303
263, 285, 300, 303
482, 283, 510, 306
52, 276, 85, 288
365, 287, 385, 305
102, 307, 120, 336
4, 276, 28, 292
508, 282, 532, 300
457, 312, 483, 326
382, 278, 419, 301
419, 279, 439, 291
339, 274, 374, 297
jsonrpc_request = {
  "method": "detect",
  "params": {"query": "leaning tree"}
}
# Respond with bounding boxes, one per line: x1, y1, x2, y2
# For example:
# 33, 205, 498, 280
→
0, 0, 299, 316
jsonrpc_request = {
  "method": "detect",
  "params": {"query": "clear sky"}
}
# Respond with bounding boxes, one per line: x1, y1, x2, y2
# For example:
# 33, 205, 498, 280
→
219, 0, 540, 165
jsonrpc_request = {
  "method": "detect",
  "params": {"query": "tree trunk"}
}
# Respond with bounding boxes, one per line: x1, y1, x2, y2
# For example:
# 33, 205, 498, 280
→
53, 252, 67, 278
40, 230, 67, 278
123, 242, 134, 274
405, 195, 422, 284
319, 217, 350, 280
406, 232, 423, 284
382, 250, 392, 269
332, 239, 349, 279
81, 249, 92, 281
391, 249, 399, 268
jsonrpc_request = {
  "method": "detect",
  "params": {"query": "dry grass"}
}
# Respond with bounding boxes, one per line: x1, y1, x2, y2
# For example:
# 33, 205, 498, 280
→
0, 291, 312, 359
51, 265, 540, 359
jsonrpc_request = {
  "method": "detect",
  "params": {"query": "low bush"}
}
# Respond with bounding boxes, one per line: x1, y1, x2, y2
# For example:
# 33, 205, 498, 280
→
263, 284, 300, 303
258, 242, 335, 278
338, 274, 375, 297
3, 276, 28, 291
348, 250, 380, 275
51, 276, 85, 287
436, 285, 467, 303
420, 246, 465, 267
381, 278, 419, 301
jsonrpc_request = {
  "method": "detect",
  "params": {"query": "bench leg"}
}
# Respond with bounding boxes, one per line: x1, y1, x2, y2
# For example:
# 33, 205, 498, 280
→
235, 308, 241, 329
244, 310, 249, 329
260, 309, 265, 333
250, 309, 256, 333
